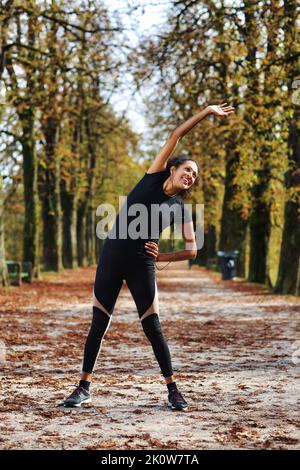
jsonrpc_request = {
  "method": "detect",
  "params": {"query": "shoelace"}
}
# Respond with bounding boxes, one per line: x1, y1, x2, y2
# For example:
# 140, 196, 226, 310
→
69, 386, 85, 399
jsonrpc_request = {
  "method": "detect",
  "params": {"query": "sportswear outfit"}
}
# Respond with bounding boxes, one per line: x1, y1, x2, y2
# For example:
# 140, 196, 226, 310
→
63, 169, 191, 410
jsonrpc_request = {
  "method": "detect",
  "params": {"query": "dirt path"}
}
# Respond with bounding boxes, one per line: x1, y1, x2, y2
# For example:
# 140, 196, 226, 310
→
0, 263, 299, 450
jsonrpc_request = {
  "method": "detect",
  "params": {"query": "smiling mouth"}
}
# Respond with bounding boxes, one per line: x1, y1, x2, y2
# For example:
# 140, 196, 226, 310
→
182, 177, 191, 185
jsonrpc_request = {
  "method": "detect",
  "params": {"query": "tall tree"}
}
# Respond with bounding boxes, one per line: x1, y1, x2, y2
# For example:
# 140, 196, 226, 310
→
38, 1, 64, 272
0, 0, 13, 285
247, 0, 284, 284
215, 2, 248, 276
0, 174, 8, 286
5, 3, 41, 277
275, 0, 300, 294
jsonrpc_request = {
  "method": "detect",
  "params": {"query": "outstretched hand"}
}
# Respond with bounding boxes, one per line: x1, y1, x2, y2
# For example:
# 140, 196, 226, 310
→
207, 103, 235, 117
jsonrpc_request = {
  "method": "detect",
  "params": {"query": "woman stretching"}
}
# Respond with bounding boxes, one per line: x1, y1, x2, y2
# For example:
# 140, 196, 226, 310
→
62, 103, 235, 411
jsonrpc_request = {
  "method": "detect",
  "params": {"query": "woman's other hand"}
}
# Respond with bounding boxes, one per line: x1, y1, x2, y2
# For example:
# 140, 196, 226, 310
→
207, 103, 235, 117
144, 241, 159, 259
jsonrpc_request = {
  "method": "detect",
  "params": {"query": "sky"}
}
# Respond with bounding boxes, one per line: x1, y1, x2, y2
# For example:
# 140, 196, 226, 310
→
102, 0, 172, 137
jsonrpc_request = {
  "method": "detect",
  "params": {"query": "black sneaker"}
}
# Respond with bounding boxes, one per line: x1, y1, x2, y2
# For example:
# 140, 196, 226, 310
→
168, 388, 188, 411
61, 386, 91, 408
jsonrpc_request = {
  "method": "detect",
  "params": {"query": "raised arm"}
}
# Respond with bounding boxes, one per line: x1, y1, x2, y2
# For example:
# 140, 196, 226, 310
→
147, 103, 235, 174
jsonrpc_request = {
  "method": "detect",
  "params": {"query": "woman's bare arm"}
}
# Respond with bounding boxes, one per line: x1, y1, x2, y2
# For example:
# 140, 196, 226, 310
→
146, 131, 181, 174
156, 220, 197, 261
147, 103, 234, 174
144, 221, 197, 261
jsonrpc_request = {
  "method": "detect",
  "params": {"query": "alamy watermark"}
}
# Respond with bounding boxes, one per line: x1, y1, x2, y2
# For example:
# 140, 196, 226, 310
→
95, 197, 204, 250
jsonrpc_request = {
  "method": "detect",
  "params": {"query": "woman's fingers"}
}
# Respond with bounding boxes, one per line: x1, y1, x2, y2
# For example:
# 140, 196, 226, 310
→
145, 245, 158, 252
145, 241, 159, 257
222, 106, 235, 116
145, 241, 158, 248
146, 249, 158, 257
219, 103, 234, 111
146, 251, 158, 258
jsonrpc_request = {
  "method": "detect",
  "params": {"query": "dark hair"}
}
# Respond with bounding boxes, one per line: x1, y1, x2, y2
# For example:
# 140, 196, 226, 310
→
166, 156, 200, 200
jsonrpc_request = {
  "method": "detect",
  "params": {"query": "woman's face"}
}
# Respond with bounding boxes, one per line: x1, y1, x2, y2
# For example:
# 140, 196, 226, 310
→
171, 161, 198, 191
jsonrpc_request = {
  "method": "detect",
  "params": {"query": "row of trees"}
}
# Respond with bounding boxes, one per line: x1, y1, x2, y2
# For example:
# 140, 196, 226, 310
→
0, 0, 140, 282
0, 0, 299, 295
132, 0, 299, 294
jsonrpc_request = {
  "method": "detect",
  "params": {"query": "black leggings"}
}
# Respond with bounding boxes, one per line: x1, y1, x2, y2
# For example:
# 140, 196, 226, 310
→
82, 239, 173, 377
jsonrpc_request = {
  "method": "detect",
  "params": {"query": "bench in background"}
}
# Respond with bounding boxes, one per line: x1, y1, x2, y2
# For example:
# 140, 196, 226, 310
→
6, 261, 33, 286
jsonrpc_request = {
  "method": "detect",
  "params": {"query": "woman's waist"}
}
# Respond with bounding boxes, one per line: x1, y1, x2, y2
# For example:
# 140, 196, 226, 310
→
101, 237, 158, 262
105, 236, 158, 248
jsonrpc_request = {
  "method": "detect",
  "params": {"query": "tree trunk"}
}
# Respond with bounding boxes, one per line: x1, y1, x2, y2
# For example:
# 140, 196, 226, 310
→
61, 184, 78, 269
275, 110, 300, 294
5, 13, 40, 278
197, 225, 217, 267
219, 149, 248, 277
275, 196, 300, 294
240, 0, 263, 283
77, 203, 87, 267
21, 116, 40, 278
0, 27, 8, 284
41, 118, 63, 272
216, 3, 248, 276
248, 187, 271, 283
275, 0, 300, 295
0, 175, 8, 286
77, 108, 97, 267
247, 0, 282, 286
86, 206, 96, 265
61, 120, 79, 269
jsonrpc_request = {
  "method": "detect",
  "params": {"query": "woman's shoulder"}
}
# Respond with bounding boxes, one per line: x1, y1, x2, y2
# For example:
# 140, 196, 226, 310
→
141, 169, 170, 187
144, 169, 169, 178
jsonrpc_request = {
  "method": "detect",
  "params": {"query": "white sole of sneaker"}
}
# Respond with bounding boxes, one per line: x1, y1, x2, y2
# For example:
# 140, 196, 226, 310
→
168, 402, 188, 411
63, 397, 91, 408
